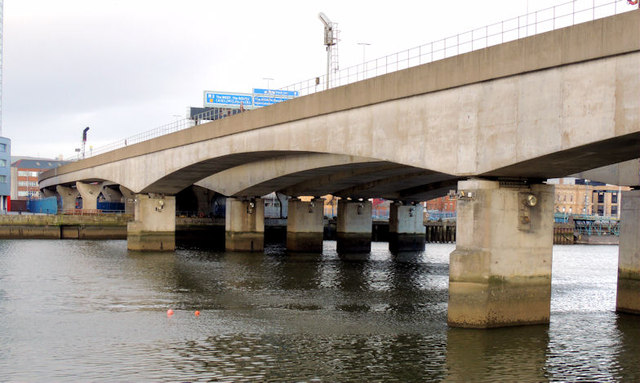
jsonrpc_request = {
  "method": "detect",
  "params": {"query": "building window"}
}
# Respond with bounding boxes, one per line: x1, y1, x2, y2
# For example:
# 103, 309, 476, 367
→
0, 143, 6, 152
18, 170, 39, 177
611, 206, 618, 216
597, 192, 605, 204
0, 159, 6, 167
597, 205, 604, 216
611, 193, 618, 204
0, 175, 5, 183
18, 191, 29, 197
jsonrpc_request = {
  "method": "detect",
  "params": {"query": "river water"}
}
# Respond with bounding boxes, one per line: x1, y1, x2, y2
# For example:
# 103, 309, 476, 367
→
0, 239, 638, 382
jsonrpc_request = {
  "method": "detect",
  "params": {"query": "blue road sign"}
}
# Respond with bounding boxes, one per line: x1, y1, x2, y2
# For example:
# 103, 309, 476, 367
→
252, 88, 299, 98
253, 96, 292, 107
204, 91, 253, 108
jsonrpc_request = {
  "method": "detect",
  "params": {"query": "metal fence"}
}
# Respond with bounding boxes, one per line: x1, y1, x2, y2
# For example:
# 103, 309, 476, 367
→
67, 0, 637, 161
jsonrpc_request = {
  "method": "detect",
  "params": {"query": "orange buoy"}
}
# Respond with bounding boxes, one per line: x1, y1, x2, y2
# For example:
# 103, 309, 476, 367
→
194, 310, 200, 317
167, 309, 174, 317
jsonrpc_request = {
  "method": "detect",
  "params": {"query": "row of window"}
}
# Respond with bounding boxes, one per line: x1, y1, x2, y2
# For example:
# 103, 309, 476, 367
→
18, 171, 39, 177
556, 192, 619, 204
18, 181, 38, 187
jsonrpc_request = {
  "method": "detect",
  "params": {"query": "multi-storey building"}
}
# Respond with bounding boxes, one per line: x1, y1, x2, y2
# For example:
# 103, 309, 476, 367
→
552, 178, 628, 218
0, 137, 10, 211
10, 158, 68, 200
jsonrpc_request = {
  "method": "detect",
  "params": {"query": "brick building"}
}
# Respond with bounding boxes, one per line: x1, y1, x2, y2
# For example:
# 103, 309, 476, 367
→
11, 158, 69, 200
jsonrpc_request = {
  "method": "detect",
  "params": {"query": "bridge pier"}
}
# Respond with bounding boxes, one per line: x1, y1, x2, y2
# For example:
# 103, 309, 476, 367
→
76, 182, 102, 211
225, 198, 264, 252
389, 202, 426, 253
101, 184, 124, 204
448, 179, 554, 328
616, 189, 640, 315
127, 194, 175, 251
337, 199, 372, 254
287, 198, 324, 253
56, 185, 79, 211
119, 186, 135, 215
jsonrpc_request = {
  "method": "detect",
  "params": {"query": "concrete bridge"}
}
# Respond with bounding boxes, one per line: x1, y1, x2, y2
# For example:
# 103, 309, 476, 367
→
40, 11, 640, 328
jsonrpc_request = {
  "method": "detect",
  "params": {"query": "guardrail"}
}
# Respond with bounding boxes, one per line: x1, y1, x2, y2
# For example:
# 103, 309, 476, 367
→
283, 0, 636, 95
66, 0, 637, 161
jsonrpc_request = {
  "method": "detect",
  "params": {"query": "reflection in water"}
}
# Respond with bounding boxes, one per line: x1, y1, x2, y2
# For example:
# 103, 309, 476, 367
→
0, 240, 637, 381
445, 326, 549, 383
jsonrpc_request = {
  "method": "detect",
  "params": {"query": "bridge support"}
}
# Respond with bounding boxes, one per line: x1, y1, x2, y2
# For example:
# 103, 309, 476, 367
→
389, 202, 426, 253
76, 182, 102, 211
616, 189, 640, 315
127, 194, 175, 251
448, 179, 554, 328
119, 186, 135, 215
56, 185, 79, 211
287, 198, 324, 253
337, 199, 372, 254
101, 184, 123, 203
225, 198, 264, 252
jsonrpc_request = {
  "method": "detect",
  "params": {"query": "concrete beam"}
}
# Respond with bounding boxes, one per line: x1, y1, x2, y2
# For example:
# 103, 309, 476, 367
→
448, 179, 554, 328
127, 194, 176, 251
573, 159, 640, 187
616, 189, 640, 315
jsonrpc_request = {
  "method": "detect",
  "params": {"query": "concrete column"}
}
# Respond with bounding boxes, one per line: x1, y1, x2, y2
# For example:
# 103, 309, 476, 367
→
225, 198, 264, 252
119, 186, 135, 215
616, 189, 640, 315
101, 184, 123, 203
389, 202, 426, 253
127, 194, 176, 251
76, 181, 102, 211
56, 185, 79, 211
41, 188, 57, 198
287, 198, 324, 253
448, 179, 554, 328
337, 199, 372, 254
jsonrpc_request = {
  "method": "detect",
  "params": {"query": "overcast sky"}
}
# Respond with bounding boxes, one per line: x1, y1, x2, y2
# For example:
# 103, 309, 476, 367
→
2, 0, 629, 159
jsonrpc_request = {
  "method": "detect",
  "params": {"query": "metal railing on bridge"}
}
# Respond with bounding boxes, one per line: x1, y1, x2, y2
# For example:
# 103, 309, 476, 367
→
554, 213, 620, 236
67, 0, 637, 161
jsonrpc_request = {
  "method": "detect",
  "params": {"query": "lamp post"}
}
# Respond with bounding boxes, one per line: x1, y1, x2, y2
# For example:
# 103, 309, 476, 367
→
82, 127, 90, 159
319, 12, 336, 90
357, 42, 370, 64
263, 77, 274, 91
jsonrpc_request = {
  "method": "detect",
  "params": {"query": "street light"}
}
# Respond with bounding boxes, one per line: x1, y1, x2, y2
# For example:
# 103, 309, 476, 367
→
82, 127, 90, 159
357, 42, 370, 64
262, 77, 274, 91
318, 12, 337, 90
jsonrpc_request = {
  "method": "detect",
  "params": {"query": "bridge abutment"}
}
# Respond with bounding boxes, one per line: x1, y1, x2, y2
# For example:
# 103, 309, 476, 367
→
448, 179, 554, 328
127, 194, 175, 251
616, 189, 640, 315
337, 199, 372, 254
287, 198, 324, 253
389, 202, 426, 253
225, 198, 264, 252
